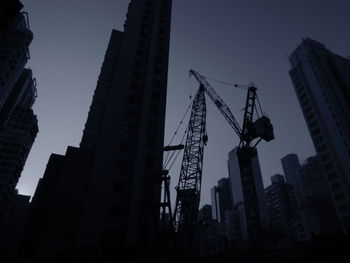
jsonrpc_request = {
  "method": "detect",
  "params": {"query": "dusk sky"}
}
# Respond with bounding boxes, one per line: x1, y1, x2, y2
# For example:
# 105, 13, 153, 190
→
19, 0, 350, 206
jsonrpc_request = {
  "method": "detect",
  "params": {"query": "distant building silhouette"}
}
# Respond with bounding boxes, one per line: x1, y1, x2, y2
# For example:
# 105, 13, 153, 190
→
0, 0, 38, 248
264, 174, 304, 244
198, 204, 212, 224
289, 38, 350, 233
281, 154, 302, 203
210, 178, 232, 223
1, 192, 30, 259
211, 186, 220, 221
297, 156, 342, 237
19, 0, 172, 261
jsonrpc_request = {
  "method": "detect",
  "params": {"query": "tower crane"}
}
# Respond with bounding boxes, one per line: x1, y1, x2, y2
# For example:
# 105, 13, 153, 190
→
173, 70, 274, 249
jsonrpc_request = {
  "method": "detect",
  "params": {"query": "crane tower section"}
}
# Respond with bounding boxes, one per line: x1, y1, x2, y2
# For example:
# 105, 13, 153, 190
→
173, 86, 207, 246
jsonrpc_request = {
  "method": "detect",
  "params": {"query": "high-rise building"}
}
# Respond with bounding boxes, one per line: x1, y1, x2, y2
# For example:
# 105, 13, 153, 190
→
227, 147, 268, 243
281, 154, 302, 202
289, 38, 350, 232
210, 178, 232, 223
264, 174, 304, 242
76, 0, 172, 251
211, 186, 220, 222
198, 204, 212, 224
19, 0, 172, 261
297, 156, 342, 237
0, 1, 38, 227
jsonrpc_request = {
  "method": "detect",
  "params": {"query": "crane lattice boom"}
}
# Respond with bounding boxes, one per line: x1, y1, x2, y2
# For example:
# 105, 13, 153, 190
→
173, 87, 207, 247
189, 70, 242, 137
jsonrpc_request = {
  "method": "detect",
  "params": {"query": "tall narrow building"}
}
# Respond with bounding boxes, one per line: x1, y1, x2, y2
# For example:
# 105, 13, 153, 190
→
265, 174, 304, 242
281, 154, 302, 202
210, 178, 232, 223
297, 156, 341, 237
0, 0, 38, 230
77, 0, 172, 251
19, 0, 172, 261
289, 38, 350, 232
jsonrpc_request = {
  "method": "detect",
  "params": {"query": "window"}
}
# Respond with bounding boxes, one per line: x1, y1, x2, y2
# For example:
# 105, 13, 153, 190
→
321, 153, 330, 161
306, 113, 314, 121
138, 39, 146, 47
125, 110, 135, 119
338, 203, 349, 213
312, 128, 321, 136
335, 193, 346, 202
133, 71, 141, 79
129, 95, 137, 104
324, 162, 333, 171
137, 49, 145, 57
113, 182, 125, 193
130, 82, 139, 91
116, 160, 127, 171
154, 67, 162, 75
110, 203, 121, 217
304, 106, 312, 114
309, 120, 317, 129
331, 182, 341, 191
302, 98, 309, 106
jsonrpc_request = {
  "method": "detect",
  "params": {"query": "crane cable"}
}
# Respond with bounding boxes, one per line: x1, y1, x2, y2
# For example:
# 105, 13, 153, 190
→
164, 125, 188, 170
163, 98, 194, 168
201, 75, 248, 90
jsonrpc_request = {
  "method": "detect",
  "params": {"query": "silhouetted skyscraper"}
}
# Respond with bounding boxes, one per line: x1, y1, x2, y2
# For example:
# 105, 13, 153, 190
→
211, 186, 220, 222
210, 178, 232, 223
289, 38, 350, 232
297, 156, 342, 237
198, 204, 212, 223
281, 154, 302, 202
0, 1, 38, 229
20, 0, 172, 261
265, 174, 304, 242
77, 0, 172, 251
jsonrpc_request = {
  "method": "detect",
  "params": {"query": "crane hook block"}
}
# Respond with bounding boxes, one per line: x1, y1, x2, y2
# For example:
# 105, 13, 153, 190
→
203, 135, 208, 145
253, 116, 274, 142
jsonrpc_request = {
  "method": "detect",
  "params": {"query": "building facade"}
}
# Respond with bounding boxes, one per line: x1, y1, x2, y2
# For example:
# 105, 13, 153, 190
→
297, 156, 342, 237
210, 178, 232, 223
211, 186, 220, 222
20, 0, 172, 261
76, 0, 172, 252
281, 154, 302, 203
265, 174, 304, 243
289, 38, 350, 232
0, 1, 38, 229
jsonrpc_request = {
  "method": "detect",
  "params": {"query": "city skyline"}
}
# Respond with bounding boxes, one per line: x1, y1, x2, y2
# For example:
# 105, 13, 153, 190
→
18, 0, 350, 206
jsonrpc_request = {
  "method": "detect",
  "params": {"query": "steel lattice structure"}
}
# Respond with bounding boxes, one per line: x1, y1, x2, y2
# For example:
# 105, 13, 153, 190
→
173, 86, 207, 246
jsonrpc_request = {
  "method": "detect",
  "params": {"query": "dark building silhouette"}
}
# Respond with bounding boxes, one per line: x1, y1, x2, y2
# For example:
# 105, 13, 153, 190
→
210, 178, 232, 223
264, 174, 304, 244
1, 192, 30, 257
198, 204, 212, 224
281, 154, 302, 203
19, 0, 172, 261
289, 38, 350, 233
297, 156, 342, 238
0, 0, 38, 245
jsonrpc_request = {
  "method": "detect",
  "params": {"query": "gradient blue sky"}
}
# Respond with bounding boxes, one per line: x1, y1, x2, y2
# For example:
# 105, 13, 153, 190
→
19, 0, 350, 206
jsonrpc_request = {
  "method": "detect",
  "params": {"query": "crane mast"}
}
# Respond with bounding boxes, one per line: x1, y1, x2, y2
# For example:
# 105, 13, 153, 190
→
173, 86, 207, 248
